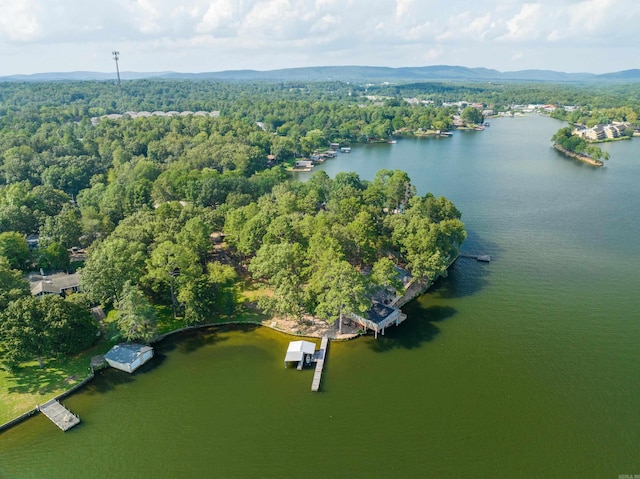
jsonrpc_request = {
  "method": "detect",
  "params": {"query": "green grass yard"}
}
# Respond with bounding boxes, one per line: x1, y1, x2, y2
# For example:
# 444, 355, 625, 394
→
0, 292, 268, 425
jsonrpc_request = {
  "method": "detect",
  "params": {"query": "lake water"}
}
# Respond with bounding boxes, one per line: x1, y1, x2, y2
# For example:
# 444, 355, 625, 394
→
2, 115, 639, 478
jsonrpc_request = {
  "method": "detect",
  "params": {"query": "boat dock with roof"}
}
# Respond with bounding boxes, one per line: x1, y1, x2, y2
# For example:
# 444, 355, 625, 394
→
284, 337, 330, 392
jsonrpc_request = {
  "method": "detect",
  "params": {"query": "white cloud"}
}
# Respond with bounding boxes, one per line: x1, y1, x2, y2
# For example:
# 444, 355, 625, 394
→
395, 0, 414, 20
197, 0, 244, 36
0, 0, 43, 41
498, 3, 543, 42
1, 0, 640, 74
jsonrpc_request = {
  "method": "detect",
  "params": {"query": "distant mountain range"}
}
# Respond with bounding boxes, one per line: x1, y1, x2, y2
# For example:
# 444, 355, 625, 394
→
2, 65, 640, 83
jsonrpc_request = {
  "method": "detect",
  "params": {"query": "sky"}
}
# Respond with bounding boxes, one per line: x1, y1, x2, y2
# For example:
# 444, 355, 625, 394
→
0, 0, 639, 76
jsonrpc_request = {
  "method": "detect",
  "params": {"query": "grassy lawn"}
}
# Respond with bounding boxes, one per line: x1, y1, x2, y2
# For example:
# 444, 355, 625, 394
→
1, 292, 271, 425
0, 341, 110, 424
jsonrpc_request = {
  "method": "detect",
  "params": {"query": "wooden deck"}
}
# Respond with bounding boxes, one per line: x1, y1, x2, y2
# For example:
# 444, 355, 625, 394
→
311, 337, 329, 392
39, 399, 80, 431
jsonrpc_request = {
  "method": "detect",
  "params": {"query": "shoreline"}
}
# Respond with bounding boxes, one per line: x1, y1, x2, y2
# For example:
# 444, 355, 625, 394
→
1, 241, 460, 433
0, 318, 347, 434
553, 144, 603, 167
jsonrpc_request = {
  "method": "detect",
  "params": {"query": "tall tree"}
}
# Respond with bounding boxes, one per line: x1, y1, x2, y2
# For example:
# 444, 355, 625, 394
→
176, 216, 212, 262
37, 241, 70, 272
117, 281, 157, 342
249, 242, 308, 321
39, 204, 82, 249
80, 237, 147, 305
371, 257, 404, 296
146, 241, 201, 318
0, 257, 30, 310
0, 295, 98, 369
312, 260, 371, 333
0, 232, 31, 271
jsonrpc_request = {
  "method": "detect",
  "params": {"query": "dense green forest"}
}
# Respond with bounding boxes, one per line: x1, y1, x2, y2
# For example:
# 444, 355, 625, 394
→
0, 78, 638, 369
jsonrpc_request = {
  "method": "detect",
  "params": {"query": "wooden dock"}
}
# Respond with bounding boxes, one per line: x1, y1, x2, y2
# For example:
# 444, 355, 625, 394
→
460, 253, 491, 262
311, 337, 329, 392
39, 399, 80, 431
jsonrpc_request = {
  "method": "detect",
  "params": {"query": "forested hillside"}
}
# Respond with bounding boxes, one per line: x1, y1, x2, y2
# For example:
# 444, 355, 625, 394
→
1, 77, 638, 369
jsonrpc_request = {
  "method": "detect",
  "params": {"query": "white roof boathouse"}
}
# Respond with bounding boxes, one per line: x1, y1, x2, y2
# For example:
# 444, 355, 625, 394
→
284, 340, 316, 370
104, 344, 154, 373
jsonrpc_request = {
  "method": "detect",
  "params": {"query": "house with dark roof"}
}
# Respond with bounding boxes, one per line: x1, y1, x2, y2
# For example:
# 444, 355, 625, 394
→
347, 302, 407, 339
29, 272, 81, 297
104, 344, 154, 373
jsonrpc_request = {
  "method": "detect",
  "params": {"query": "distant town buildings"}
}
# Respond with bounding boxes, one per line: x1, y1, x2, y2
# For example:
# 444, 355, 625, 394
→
91, 110, 220, 126
574, 122, 631, 141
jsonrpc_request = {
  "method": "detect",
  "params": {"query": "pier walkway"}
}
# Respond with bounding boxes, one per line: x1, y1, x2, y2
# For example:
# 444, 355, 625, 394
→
311, 337, 329, 392
459, 253, 491, 262
39, 399, 80, 431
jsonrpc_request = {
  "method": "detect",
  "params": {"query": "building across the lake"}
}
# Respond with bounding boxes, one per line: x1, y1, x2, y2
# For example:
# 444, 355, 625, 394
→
104, 344, 154, 373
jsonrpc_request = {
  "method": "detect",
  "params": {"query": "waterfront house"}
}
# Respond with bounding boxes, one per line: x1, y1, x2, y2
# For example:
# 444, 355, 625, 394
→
104, 344, 154, 373
347, 302, 407, 339
29, 272, 81, 297
284, 340, 316, 368
295, 160, 314, 169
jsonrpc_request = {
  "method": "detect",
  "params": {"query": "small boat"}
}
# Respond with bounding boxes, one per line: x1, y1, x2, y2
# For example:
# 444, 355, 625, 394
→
340, 147, 351, 153
388, 140, 397, 144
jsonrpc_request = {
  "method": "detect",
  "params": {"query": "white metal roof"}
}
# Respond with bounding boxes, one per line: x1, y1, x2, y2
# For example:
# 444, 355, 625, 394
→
284, 340, 316, 362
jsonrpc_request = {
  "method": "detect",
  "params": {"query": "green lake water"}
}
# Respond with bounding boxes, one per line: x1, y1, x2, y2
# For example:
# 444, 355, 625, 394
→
2, 115, 639, 478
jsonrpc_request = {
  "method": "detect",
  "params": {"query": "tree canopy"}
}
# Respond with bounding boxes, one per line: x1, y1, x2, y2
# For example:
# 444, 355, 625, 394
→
0, 295, 98, 369
231, 169, 466, 324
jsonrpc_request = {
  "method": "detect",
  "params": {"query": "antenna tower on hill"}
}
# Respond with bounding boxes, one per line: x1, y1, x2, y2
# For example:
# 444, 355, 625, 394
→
112, 51, 123, 112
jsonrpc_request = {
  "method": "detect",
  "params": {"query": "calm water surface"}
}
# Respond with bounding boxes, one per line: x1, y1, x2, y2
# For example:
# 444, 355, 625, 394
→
2, 115, 639, 478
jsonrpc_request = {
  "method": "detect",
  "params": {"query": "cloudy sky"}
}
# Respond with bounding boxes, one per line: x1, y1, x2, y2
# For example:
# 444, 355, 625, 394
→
1, 0, 638, 75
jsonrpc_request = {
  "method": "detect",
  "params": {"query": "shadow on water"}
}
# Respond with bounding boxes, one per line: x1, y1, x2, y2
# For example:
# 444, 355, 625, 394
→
433, 229, 497, 300
155, 323, 259, 356
84, 368, 136, 395
174, 329, 230, 354
461, 228, 502, 261
369, 305, 457, 353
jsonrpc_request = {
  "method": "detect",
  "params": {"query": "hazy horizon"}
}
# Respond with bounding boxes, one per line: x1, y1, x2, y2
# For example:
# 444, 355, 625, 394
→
1, 0, 638, 76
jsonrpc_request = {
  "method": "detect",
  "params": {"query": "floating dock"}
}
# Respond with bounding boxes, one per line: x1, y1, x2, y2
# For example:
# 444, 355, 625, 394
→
311, 337, 329, 392
39, 399, 80, 431
460, 253, 491, 262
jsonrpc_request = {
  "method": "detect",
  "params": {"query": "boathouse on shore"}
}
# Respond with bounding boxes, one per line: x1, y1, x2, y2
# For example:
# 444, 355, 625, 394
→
348, 302, 407, 338
104, 344, 154, 373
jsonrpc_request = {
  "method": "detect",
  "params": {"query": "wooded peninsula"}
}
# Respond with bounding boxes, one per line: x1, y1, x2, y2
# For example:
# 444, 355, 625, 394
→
0, 78, 639, 422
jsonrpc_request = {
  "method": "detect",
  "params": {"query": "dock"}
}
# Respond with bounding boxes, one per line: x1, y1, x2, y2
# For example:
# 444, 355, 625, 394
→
39, 399, 80, 431
311, 337, 329, 392
460, 253, 491, 262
